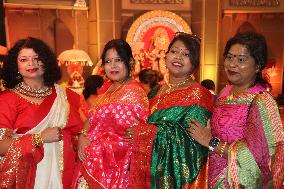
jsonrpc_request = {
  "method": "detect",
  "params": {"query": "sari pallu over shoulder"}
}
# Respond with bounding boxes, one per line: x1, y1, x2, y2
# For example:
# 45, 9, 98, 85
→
0, 84, 70, 189
130, 84, 214, 189
210, 85, 284, 189
79, 81, 149, 189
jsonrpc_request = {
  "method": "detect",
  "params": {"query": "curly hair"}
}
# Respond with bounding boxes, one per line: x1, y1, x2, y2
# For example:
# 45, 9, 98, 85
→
223, 32, 269, 87
167, 33, 201, 72
101, 39, 134, 75
2, 37, 61, 88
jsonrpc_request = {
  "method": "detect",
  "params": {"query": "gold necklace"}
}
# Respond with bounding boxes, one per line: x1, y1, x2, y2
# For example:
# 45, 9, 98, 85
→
228, 86, 249, 101
14, 82, 52, 98
150, 77, 192, 113
168, 77, 192, 89
92, 79, 128, 110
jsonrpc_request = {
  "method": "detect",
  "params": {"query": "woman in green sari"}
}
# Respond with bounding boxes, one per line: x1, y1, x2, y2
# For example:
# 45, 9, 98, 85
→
129, 33, 214, 189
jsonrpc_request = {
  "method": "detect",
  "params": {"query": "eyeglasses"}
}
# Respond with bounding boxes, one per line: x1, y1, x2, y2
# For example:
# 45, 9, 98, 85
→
174, 32, 201, 43
18, 56, 41, 64
224, 53, 250, 64
104, 57, 123, 64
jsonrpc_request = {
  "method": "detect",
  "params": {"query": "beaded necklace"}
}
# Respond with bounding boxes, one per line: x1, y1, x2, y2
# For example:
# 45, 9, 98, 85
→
14, 82, 52, 98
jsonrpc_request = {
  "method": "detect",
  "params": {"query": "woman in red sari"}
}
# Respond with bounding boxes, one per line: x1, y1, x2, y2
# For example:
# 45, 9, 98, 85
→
74, 39, 149, 188
0, 37, 83, 189
129, 33, 214, 189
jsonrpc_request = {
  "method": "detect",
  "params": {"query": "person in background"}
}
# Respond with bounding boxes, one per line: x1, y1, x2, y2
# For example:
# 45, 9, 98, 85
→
187, 32, 284, 188
130, 32, 214, 188
138, 68, 163, 98
74, 39, 149, 188
201, 79, 218, 100
0, 37, 83, 188
75, 75, 104, 151
82, 74, 104, 107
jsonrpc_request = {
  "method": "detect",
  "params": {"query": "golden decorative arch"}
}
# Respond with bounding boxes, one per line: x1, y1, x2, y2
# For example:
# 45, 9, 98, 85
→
126, 10, 191, 75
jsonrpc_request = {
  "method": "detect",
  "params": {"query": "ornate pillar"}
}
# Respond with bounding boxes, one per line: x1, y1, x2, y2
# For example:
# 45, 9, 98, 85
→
192, 0, 222, 89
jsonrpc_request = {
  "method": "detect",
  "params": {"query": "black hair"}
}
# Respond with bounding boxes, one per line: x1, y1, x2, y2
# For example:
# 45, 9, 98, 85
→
139, 69, 163, 89
101, 39, 133, 75
2, 37, 61, 88
82, 75, 104, 100
201, 79, 215, 91
167, 33, 201, 72
223, 32, 269, 87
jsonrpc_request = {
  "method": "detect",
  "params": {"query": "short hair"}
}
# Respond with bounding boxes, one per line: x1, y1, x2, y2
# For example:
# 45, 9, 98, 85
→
223, 32, 269, 86
2, 37, 61, 88
201, 79, 215, 91
101, 39, 133, 75
139, 69, 163, 89
167, 33, 201, 72
82, 75, 104, 100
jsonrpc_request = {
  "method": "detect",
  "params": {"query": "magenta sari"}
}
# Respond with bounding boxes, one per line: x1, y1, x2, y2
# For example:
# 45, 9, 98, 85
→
77, 80, 149, 189
209, 84, 284, 188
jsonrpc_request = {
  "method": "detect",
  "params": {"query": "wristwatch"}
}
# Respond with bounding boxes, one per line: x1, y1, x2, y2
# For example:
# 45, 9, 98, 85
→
208, 137, 220, 152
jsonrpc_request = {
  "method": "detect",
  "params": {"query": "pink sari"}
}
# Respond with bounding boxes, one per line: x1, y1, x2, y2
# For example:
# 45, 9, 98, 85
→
78, 80, 149, 189
209, 84, 284, 188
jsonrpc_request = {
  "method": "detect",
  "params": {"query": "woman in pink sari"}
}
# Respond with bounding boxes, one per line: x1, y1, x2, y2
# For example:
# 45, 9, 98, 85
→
187, 32, 284, 188
74, 39, 149, 188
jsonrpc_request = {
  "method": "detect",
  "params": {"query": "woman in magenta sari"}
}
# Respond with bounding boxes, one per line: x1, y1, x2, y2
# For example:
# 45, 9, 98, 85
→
129, 33, 214, 189
0, 37, 83, 188
188, 32, 284, 188
74, 39, 149, 188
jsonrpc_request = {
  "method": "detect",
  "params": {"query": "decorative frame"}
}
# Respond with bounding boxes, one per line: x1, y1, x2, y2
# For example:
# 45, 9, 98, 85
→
126, 10, 191, 45
126, 10, 191, 74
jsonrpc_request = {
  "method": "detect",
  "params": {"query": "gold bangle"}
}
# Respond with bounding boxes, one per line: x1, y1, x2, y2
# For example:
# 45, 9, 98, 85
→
32, 133, 43, 147
219, 142, 227, 157
0, 128, 12, 141
78, 129, 88, 137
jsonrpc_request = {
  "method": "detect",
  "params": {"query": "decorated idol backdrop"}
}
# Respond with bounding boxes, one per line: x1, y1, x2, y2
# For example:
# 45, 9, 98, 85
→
126, 10, 191, 77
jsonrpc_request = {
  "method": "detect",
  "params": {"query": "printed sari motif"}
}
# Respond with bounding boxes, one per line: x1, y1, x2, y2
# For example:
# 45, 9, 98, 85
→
130, 83, 214, 189
79, 81, 149, 189
209, 84, 284, 189
0, 84, 82, 189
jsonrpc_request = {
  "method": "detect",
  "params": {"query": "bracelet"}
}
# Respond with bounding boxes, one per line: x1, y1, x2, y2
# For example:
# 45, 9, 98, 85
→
219, 142, 227, 157
0, 128, 12, 141
78, 129, 88, 137
32, 133, 43, 147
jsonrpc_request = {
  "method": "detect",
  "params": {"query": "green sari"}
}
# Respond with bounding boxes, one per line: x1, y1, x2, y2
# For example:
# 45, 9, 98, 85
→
130, 83, 214, 189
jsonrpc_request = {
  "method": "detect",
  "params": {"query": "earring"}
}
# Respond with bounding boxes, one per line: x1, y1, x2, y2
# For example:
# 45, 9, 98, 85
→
16, 71, 22, 81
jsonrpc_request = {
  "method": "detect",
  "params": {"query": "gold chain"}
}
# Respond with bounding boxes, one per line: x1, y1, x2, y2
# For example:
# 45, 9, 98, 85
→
228, 86, 250, 101
92, 79, 129, 110
167, 77, 192, 89
150, 77, 193, 113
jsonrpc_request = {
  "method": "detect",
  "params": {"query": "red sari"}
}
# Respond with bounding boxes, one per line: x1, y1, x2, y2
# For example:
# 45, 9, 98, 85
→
74, 81, 149, 189
0, 85, 83, 189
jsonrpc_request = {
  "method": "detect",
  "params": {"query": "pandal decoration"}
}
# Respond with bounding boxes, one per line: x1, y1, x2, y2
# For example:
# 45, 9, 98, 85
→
57, 49, 93, 67
126, 10, 191, 76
